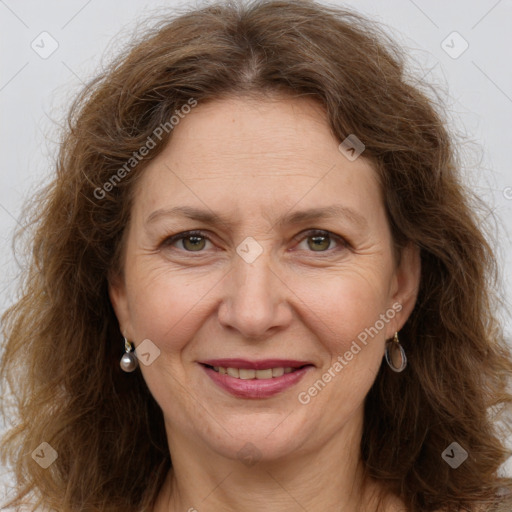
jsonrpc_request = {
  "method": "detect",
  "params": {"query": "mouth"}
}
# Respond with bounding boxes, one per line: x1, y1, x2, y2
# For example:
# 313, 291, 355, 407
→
199, 358, 314, 377
198, 359, 314, 399
201, 364, 312, 380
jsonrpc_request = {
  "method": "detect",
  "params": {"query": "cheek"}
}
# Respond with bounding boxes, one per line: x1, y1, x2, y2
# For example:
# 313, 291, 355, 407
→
125, 263, 219, 347
295, 274, 391, 418
334, 280, 391, 346
293, 263, 394, 346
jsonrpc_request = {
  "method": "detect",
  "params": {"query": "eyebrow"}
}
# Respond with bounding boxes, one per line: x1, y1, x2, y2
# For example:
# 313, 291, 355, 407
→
145, 205, 368, 230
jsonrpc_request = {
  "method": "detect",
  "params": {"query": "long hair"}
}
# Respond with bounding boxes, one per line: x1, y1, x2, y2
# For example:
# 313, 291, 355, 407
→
2, 1, 512, 510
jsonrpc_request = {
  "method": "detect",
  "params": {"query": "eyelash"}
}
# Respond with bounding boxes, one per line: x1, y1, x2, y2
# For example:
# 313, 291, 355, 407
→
160, 229, 349, 255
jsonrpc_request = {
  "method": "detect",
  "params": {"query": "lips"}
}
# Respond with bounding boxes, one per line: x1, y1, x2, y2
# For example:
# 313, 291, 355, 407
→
199, 358, 314, 399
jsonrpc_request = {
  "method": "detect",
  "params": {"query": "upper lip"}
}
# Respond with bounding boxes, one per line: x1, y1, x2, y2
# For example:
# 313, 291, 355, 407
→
199, 358, 314, 370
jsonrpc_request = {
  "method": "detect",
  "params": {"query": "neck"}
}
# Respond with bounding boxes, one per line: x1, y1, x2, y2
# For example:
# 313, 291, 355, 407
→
153, 409, 397, 512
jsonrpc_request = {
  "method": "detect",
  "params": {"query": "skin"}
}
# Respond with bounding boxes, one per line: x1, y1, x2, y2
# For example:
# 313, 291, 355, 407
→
109, 95, 421, 512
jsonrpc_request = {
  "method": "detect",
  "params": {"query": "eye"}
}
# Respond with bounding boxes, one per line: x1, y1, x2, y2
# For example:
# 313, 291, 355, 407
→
295, 229, 347, 253
161, 230, 213, 252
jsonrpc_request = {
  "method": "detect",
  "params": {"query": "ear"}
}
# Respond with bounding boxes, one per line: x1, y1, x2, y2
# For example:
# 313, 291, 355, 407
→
388, 242, 421, 336
108, 270, 133, 340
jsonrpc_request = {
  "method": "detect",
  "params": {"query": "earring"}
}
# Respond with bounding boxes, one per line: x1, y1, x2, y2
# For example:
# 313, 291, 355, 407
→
385, 332, 407, 372
120, 337, 138, 372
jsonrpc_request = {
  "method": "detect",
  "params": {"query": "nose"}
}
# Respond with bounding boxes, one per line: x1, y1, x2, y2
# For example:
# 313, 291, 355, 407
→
217, 246, 293, 340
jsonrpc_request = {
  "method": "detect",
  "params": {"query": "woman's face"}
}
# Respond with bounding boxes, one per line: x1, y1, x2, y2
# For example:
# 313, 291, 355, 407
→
109, 95, 420, 463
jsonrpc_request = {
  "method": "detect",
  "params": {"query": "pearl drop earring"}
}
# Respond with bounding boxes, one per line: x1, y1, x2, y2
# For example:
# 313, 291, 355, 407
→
120, 337, 138, 372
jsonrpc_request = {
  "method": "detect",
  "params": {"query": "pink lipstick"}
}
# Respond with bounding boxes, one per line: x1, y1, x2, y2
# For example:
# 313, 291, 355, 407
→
199, 358, 314, 399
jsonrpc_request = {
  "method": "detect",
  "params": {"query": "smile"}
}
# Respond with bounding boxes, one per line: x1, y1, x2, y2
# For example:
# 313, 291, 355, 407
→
199, 360, 314, 399
208, 365, 303, 379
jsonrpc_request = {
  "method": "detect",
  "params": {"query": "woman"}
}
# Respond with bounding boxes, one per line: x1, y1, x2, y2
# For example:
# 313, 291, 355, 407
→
1, 0, 512, 510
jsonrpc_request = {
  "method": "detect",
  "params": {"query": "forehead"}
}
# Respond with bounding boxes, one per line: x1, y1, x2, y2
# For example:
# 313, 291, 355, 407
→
131, 95, 382, 224
161, 95, 341, 172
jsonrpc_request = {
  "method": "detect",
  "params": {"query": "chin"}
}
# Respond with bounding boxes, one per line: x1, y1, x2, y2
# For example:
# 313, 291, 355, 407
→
197, 417, 309, 463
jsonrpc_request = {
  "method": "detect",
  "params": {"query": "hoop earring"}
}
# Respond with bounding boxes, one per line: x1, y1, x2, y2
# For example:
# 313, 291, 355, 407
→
385, 332, 407, 372
120, 337, 138, 373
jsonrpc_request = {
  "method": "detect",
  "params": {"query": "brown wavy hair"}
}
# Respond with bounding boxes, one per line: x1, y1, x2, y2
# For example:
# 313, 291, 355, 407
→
1, 0, 512, 510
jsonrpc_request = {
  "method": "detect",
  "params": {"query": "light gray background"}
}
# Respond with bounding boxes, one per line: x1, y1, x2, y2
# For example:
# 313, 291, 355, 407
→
1, 0, 511, 503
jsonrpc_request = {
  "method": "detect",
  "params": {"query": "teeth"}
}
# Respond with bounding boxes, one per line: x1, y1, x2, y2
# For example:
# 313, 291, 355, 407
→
255, 369, 273, 379
211, 366, 301, 379
227, 367, 239, 378
239, 369, 255, 379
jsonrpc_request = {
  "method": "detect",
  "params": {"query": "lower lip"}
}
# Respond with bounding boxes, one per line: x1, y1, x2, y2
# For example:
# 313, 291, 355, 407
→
201, 364, 313, 399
